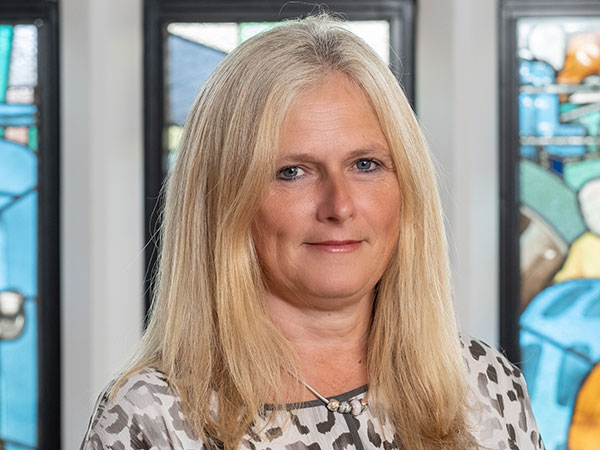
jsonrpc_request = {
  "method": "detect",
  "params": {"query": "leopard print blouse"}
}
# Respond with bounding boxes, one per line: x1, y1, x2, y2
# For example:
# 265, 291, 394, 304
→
80, 337, 545, 449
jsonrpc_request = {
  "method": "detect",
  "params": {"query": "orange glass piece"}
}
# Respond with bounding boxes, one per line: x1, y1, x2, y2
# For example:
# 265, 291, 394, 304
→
557, 32, 600, 84
569, 362, 600, 450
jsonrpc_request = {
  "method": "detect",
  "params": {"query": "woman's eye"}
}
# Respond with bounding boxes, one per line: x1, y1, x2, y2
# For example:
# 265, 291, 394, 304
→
355, 159, 378, 172
277, 166, 304, 180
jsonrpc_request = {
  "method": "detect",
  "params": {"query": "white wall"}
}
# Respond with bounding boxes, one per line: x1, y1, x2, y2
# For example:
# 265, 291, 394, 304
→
416, 0, 499, 346
59, 0, 499, 447
60, 0, 144, 448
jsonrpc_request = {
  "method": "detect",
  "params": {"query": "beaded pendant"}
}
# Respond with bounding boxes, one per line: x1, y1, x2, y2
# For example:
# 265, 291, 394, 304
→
326, 397, 368, 416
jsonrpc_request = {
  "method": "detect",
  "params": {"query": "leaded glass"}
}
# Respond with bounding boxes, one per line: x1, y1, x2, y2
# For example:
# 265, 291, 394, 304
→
0, 23, 39, 449
517, 17, 600, 449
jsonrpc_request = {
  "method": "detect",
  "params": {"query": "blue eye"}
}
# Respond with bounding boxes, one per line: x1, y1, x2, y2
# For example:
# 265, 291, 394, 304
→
355, 159, 378, 172
277, 166, 305, 180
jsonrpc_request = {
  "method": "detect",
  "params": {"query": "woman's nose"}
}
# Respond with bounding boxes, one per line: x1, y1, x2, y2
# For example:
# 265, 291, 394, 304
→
316, 173, 356, 223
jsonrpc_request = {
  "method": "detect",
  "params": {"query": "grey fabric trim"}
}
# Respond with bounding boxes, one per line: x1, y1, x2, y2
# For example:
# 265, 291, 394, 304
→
342, 412, 365, 450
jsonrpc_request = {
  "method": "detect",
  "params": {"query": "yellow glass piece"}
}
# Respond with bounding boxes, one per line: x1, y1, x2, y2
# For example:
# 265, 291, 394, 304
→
553, 232, 600, 282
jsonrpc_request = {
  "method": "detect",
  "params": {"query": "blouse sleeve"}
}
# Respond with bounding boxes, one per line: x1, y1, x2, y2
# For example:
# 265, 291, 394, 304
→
462, 336, 546, 450
80, 368, 200, 450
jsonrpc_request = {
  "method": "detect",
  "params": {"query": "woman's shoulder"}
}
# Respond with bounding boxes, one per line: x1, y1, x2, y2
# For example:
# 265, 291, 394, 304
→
459, 334, 522, 380
80, 366, 199, 449
459, 335, 545, 449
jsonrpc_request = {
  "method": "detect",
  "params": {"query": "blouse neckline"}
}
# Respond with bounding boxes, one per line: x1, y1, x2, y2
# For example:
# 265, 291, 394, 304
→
263, 383, 369, 410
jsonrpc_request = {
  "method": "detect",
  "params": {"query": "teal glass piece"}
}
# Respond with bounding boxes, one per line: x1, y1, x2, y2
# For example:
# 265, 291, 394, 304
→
28, 126, 37, 151
0, 26, 13, 103
0, 192, 37, 297
520, 159, 586, 244
563, 158, 600, 191
0, 139, 37, 195
0, 298, 38, 447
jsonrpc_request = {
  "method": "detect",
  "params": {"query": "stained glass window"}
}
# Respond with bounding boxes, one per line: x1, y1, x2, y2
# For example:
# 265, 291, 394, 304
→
516, 16, 600, 449
0, 23, 39, 449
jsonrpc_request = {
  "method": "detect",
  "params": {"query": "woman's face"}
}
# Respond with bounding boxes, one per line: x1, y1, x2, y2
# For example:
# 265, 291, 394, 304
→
252, 72, 401, 307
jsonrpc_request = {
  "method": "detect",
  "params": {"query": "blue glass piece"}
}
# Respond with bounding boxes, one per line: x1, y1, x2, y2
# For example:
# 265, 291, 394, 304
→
0, 298, 38, 446
0, 217, 6, 287
556, 344, 590, 407
521, 343, 542, 395
542, 285, 588, 317
0, 194, 12, 209
519, 59, 555, 86
519, 93, 536, 135
168, 34, 226, 126
520, 279, 600, 450
584, 296, 600, 317
550, 158, 563, 175
5, 444, 32, 450
0, 192, 37, 297
546, 124, 587, 158
534, 94, 558, 137
520, 330, 572, 450
0, 138, 37, 194
0, 104, 37, 127
522, 279, 600, 358
520, 146, 537, 160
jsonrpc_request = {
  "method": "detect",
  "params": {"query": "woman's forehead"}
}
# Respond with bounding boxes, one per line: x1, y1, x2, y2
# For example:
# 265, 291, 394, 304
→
277, 74, 388, 155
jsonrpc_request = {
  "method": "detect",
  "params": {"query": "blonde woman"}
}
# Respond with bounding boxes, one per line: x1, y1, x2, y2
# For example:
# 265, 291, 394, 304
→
81, 15, 544, 450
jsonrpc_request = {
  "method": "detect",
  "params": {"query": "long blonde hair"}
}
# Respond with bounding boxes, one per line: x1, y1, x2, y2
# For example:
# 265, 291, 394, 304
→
124, 14, 477, 449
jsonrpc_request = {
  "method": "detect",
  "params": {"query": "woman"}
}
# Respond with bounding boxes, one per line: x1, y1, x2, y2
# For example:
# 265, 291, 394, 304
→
81, 15, 544, 450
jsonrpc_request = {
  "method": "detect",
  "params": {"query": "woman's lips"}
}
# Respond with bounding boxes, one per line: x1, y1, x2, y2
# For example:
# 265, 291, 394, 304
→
306, 240, 362, 253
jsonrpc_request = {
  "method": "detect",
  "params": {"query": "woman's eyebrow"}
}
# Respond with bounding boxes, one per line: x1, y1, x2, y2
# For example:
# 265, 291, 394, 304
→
278, 144, 392, 164
345, 145, 392, 159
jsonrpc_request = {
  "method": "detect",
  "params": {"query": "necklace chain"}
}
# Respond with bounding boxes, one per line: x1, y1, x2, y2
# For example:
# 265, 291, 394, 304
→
302, 380, 368, 416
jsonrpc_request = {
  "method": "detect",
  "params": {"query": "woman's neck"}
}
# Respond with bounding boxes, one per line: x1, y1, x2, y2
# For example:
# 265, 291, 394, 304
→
266, 291, 373, 398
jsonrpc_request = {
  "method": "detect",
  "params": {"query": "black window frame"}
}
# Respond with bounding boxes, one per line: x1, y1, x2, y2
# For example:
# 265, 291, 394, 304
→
0, 0, 60, 449
498, 0, 600, 363
143, 0, 417, 315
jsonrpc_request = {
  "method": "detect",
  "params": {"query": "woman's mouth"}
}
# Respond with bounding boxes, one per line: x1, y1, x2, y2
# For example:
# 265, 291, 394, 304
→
306, 240, 362, 253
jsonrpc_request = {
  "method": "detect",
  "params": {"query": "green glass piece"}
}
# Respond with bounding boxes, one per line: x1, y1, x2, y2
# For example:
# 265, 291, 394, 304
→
28, 127, 38, 151
0, 26, 14, 103
577, 110, 600, 141
520, 159, 586, 244
564, 158, 600, 192
0, 128, 4, 138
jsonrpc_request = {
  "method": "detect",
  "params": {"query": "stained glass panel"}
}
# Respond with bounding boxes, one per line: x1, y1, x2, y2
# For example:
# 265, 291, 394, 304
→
164, 20, 390, 171
517, 17, 600, 449
0, 23, 39, 449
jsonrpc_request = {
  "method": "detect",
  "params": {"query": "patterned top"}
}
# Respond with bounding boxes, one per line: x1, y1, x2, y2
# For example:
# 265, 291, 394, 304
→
80, 336, 545, 449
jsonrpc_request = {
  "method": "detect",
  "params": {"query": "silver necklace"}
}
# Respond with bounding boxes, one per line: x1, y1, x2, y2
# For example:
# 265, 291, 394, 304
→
302, 380, 368, 416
